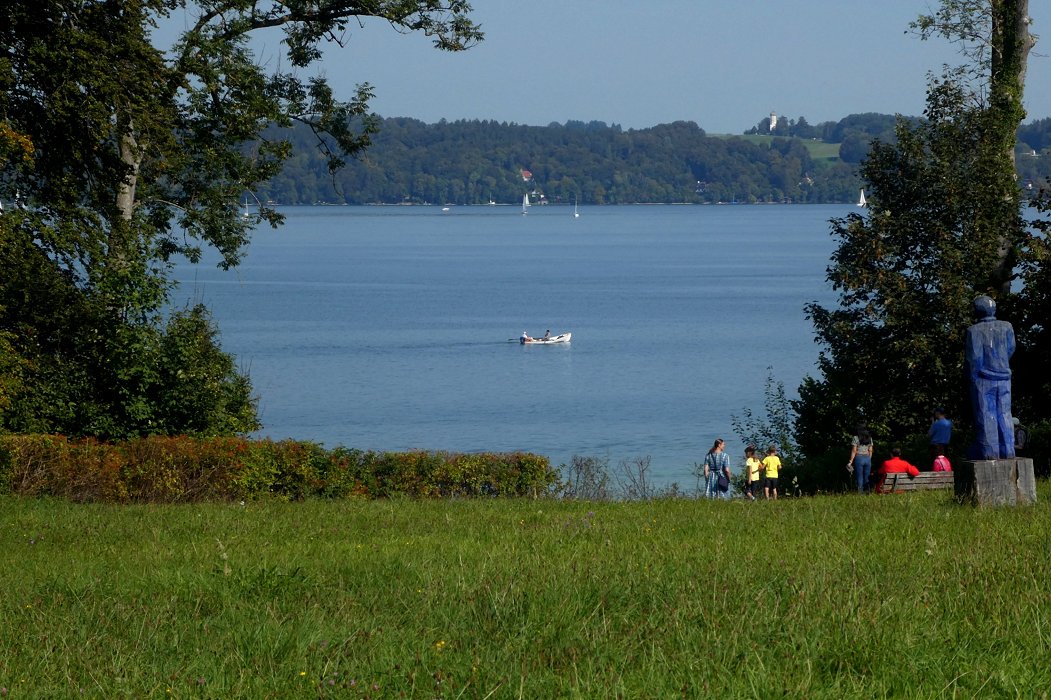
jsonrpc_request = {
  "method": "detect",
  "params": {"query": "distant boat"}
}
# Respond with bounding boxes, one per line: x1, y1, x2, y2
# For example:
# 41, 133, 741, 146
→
242, 198, 251, 218
522, 193, 529, 215
520, 331, 571, 345
857, 189, 867, 207
573, 197, 580, 218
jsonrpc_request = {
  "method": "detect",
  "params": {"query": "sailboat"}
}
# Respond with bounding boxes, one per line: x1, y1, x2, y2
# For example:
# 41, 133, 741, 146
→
857, 189, 867, 207
242, 198, 251, 218
521, 193, 530, 215
573, 197, 580, 218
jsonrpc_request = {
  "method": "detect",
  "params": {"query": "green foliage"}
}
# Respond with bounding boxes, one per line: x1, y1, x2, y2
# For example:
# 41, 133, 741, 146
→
0, 435, 558, 502
249, 112, 1051, 205
1023, 420, 1051, 477
796, 72, 1038, 464
154, 304, 260, 437
0, 326, 22, 429
1014, 194, 1051, 422
255, 117, 863, 205
731, 371, 844, 495
0, 1, 481, 439
1018, 117, 1051, 153
795, 2, 1048, 471
0, 235, 259, 437
731, 369, 801, 475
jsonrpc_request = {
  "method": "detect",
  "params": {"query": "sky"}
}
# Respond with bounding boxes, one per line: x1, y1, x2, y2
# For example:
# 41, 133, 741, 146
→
166, 1, 1051, 134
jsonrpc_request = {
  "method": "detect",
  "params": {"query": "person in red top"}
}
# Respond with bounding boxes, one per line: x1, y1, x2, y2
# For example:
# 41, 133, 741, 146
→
874, 447, 920, 493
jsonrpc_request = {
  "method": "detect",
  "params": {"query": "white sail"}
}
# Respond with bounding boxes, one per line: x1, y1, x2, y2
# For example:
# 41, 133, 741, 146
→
522, 193, 529, 214
857, 189, 867, 207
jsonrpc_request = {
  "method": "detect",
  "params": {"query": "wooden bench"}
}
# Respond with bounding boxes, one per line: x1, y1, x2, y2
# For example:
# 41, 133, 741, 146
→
881, 471, 955, 493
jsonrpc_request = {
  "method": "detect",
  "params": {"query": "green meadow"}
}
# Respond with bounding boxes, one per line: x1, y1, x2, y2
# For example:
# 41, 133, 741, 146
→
2, 488, 1049, 698
716, 133, 843, 161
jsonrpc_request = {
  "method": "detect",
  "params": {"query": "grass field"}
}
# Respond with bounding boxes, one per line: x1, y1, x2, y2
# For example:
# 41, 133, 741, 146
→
2, 488, 1049, 698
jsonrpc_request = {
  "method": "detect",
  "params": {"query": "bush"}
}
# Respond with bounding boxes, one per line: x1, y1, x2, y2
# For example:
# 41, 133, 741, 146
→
1024, 419, 1051, 478
560, 455, 612, 500
0, 435, 558, 502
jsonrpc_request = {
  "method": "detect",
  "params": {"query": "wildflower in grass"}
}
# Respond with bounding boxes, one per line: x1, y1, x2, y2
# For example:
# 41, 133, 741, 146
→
435, 639, 446, 651
299, 671, 306, 677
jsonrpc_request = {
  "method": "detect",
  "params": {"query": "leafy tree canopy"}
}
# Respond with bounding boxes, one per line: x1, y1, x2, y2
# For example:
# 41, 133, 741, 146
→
254, 117, 864, 205
794, 0, 1048, 486
0, 0, 481, 438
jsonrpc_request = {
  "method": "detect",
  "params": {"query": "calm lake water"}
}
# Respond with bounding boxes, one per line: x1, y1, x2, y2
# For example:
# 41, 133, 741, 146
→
173, 204, 850, 485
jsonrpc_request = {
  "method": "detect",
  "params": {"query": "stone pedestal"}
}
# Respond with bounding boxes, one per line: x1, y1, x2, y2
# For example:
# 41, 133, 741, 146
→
955, 458, 1037, 506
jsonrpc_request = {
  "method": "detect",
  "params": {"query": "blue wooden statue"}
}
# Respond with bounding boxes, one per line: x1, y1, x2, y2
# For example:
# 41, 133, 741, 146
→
965, 295, 1015, 459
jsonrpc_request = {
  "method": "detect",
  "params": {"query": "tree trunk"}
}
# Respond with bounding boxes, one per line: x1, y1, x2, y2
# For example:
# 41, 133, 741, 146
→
116, 124, 140, 222
987, 0, 1034, 294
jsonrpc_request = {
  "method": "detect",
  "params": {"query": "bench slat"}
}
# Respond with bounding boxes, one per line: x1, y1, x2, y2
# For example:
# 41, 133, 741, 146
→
882, 472, 954, 492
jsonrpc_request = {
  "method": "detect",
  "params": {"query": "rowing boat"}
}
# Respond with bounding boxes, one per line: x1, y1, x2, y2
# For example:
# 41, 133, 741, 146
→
520, 332, 571, 345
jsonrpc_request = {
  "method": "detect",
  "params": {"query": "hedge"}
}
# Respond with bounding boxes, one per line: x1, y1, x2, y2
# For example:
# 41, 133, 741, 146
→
0, 435, 560, 502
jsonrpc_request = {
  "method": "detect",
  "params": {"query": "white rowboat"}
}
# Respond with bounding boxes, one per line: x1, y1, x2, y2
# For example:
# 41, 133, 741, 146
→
520, 332, 571, 345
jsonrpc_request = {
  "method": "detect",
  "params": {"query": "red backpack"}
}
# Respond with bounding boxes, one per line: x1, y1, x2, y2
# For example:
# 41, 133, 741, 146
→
933, 455, 952, 472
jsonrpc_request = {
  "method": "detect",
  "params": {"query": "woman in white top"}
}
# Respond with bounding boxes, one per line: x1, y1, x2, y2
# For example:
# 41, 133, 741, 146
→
848, 425, 874, 493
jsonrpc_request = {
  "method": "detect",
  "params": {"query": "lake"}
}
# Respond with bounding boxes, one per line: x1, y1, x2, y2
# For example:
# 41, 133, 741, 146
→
173, 204, 850, 486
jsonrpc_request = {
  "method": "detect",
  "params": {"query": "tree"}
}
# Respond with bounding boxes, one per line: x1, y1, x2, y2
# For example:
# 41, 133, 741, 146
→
797, 83, 999, 457
794, 1, 1040, 480
0, 1, 481, 437
732, 370, 801, 490
911, 0, 1035, 295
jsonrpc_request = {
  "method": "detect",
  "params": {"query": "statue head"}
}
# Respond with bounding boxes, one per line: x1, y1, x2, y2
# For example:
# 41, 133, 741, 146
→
973, 295, 996, 319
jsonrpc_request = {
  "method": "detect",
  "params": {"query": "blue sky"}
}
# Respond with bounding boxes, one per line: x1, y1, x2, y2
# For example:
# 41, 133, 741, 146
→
166, 1, 1051, 134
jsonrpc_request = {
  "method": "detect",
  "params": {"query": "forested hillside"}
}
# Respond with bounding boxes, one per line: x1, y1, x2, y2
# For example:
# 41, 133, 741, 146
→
254, 115, 1051, 206
255, 118, 860, 205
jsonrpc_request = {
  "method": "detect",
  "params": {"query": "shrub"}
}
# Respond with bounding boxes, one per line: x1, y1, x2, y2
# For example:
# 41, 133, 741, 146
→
560, 455, 612, 500
0, 435, 558, 502
1025, 419, 1050, 478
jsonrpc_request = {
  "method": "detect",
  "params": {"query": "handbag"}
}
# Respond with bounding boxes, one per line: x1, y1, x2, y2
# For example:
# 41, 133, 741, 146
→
717, 472, 730, 492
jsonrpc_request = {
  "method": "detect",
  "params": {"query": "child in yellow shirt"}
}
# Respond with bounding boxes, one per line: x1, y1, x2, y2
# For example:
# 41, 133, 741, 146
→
761, 445, 783, 500
744, 446, 762, 501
